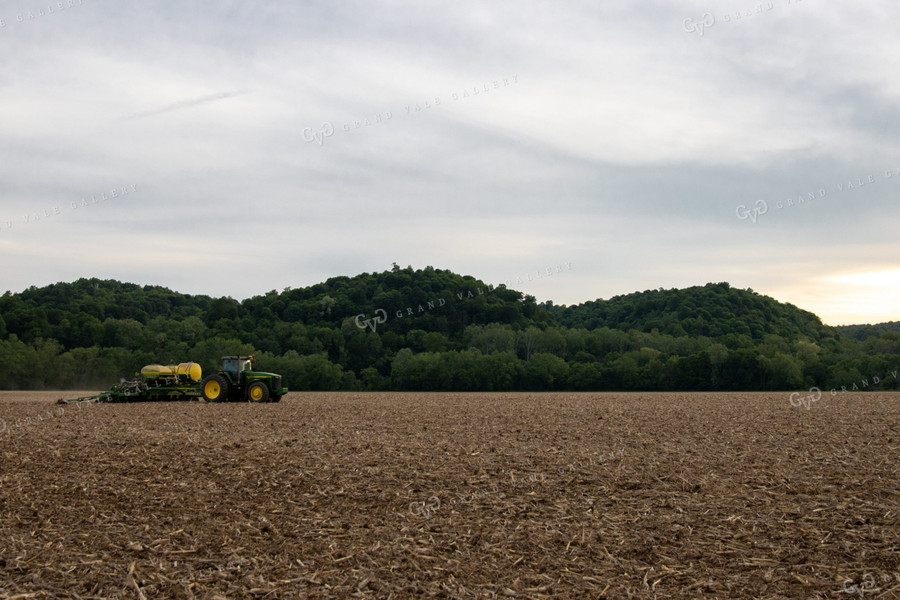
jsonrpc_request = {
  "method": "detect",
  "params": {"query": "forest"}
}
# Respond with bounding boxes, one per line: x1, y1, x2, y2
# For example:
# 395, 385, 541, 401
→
0, 265, 897, 392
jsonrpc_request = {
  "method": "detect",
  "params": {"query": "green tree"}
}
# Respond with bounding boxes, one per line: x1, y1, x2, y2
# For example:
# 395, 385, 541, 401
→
206, 297, 239, 323
567, 361, 604, 390
482, 352, 524, 390
523, 353, 569, 390
707, 343, 729, 388
466, 324, 516, 354
758, 352, 804, 390
517, 326, 542, 361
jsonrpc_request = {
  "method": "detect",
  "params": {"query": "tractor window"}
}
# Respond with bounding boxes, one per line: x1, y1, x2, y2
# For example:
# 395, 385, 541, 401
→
223, 359, 239, 377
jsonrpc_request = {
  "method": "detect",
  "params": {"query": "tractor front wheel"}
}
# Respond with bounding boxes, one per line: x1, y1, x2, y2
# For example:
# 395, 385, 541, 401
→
246, 381, 269, 403
202, 374, 230, 402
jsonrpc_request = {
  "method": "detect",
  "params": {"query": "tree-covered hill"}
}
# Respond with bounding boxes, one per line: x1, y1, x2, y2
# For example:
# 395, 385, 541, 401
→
0, 265, 545, 349
1, 267, 897, 393
548, 282, 832, 341
835, 321, 900, 341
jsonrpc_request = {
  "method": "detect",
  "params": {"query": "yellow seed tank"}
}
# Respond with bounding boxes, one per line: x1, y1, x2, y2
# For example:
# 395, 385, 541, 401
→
140, 362, 202, 382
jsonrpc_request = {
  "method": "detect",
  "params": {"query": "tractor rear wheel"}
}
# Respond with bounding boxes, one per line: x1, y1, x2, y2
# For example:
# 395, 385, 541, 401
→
270, 395, 282, 403
202, 374, 230, 402
246, 381, 269, 403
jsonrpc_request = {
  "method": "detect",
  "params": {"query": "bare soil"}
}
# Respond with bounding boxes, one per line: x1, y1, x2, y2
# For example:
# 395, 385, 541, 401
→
1, 391, 898, 599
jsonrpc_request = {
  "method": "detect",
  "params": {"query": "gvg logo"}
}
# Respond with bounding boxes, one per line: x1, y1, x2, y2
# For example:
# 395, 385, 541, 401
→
736, 199, 768, 223
843, 573, 900, 596
683, 12, 715, 36
683, 2, 779, 36
409, 496, 441, 519
843, 573, 876, 597
302, 122, 334, 146
354, 309, 387, 332
789, 387, 821, 410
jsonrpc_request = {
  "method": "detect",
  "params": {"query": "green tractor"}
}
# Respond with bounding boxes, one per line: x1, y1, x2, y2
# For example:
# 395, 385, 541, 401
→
201, 355, 287, 403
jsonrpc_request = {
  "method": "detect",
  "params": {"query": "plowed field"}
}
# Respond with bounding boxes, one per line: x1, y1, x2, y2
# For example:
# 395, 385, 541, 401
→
1, 392, 898, 599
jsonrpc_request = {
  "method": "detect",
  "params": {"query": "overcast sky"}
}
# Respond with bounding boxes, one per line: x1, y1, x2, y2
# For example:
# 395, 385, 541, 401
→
1, 0, 898, 326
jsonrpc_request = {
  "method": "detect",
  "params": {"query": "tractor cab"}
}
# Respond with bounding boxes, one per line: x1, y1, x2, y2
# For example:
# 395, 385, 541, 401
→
222, 356, 252, 382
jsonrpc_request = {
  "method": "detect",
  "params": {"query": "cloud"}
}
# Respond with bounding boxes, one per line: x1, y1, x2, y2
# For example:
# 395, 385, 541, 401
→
0, 0, 897, 325
115, 89, 253, 121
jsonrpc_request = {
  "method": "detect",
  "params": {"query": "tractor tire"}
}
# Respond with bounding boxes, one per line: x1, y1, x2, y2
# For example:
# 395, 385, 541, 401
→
270, 395, 282, 403
246, 381, 269, 403
202, 374, 230, 402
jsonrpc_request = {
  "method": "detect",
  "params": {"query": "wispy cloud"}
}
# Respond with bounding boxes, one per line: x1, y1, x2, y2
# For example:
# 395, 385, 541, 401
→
115, 89, 253, 122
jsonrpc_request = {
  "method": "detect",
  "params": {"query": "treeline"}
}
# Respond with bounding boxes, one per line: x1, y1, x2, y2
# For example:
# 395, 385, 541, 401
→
0, 267, 898, 392
835, 321, 900, 341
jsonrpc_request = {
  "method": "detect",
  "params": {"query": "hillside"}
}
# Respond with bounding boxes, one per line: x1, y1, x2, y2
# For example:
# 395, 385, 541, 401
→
548, 282, 832, 341
0, 267, 897, 392
835, 321, 900, 341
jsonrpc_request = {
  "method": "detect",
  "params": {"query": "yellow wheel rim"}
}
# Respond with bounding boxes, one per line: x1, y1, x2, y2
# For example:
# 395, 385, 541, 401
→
205, 381, 220, 399
250, 385, 264, 401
